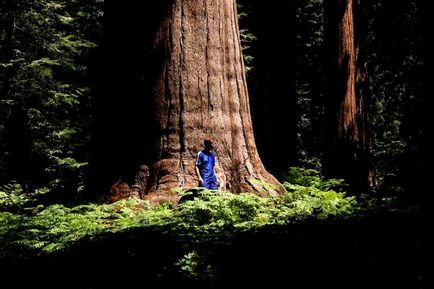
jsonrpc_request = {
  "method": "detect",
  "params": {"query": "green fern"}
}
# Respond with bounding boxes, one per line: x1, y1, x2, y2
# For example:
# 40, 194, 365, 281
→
0, 169, 363, 255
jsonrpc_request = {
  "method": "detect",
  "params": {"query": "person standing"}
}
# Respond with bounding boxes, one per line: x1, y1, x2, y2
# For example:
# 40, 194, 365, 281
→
195, 140, 218, 190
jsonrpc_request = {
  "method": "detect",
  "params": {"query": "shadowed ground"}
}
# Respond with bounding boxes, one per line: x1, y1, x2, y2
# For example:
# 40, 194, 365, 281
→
1, 212, 425, 289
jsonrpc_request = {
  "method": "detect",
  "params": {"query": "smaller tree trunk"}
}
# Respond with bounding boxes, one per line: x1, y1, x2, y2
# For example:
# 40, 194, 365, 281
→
323, 0, 375, 192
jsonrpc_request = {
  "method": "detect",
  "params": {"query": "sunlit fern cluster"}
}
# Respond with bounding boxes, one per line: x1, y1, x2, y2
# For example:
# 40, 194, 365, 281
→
0, 167, 359, 255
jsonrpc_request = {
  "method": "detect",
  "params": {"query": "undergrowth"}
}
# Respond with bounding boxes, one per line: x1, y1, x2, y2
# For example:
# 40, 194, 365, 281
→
1, 167, 412, 285
0, 167, 363, 256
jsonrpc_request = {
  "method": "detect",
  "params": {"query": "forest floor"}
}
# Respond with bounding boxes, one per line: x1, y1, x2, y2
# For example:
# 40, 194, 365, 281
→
0, 198, 425, 289
0, 169, 426, 289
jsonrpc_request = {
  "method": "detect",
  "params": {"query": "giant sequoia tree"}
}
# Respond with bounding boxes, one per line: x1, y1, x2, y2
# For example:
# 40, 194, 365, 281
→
139, 0, 282, 199
323, 0, 375, 192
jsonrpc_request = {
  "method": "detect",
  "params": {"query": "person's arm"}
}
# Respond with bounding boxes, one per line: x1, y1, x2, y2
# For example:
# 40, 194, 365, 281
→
195, 165, 203, 185
213, 157, 218, 181
212, 154, 219, 189
195, 152, 204, 185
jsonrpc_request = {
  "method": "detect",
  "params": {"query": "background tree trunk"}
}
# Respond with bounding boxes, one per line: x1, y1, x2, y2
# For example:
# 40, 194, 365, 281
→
144, 0, 282, 200
353, 0, 376, 189
323, 0, 375, 192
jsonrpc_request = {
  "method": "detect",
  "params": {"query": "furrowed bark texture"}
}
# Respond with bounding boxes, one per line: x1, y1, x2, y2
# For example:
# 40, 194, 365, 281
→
324, 0, 375, 192
146, 0, 282, 200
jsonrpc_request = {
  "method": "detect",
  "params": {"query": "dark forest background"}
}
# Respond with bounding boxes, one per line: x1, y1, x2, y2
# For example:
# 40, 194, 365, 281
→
0, 0, 426, 204
0, 1, 428, 288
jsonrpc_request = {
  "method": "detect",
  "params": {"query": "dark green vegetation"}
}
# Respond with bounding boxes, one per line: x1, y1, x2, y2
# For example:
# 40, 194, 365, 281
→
0, 168, 356, 253
0, 0, 426, 288
238, 0, 424, 199
1, 0, 103, 202
0, 168, 423, 288
1, 0, 424, 200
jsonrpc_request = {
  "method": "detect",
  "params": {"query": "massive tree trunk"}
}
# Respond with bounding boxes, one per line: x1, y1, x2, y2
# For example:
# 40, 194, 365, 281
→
144, 0, 282, 201
323, 0, 375, 192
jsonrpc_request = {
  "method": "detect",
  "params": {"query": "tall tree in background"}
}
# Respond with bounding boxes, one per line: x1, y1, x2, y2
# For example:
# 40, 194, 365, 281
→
323, 0, 375, 192
142, 0, 282, 199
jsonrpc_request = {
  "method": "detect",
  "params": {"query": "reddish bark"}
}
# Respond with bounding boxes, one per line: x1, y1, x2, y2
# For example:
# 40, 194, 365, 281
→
144, 0, 283, 203
324, 0, 375, 192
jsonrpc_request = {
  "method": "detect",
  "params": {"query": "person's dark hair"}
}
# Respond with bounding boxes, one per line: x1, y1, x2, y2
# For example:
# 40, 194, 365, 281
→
204, 139, 213, 148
